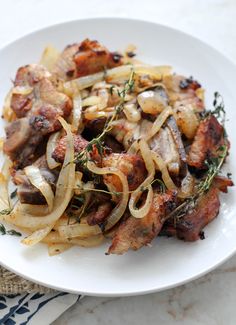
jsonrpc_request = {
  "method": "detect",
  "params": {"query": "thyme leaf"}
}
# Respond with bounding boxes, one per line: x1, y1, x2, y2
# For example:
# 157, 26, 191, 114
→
168, 144, 228, 221
74, 69, 135, 168
0, 223, 22, 237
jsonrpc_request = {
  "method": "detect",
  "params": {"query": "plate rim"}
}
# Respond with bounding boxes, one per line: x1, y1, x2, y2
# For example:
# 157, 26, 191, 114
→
0, 17, 235, 296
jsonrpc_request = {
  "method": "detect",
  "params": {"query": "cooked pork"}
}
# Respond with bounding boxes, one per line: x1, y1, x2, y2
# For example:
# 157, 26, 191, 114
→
161, 177, 233, 241
13, 156, 58, 205
53, 38, 123, 80
108, 190, 177, 254
3, 64, 72, 168
187, 115, 227, 169
102, 153, 147, 192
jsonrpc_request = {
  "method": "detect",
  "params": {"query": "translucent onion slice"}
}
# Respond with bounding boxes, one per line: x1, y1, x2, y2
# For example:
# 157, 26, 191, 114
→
0, 157, 12, 212
151, 152, 177, 191
4, 118, 75, 235
12, 86, 33, 95
129, 140, 155, 219
82, 95, 101, 107
24, 166, 55, 211
21, 225, 52, 246
59, 161, 129, 237
72, 91, 83, 132
64, 64, 172, 90
44, 231, 104, 247
144, 106, 173, 141
58, 223, 101, 238
39, 45, 60, 72
87, 161, 129, 231
46, 131, 61, 169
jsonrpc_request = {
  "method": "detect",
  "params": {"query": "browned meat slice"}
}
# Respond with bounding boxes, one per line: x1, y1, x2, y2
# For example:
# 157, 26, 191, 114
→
13, 156, 59, 205
87, 202, 113, 226
53, 44, 79, 80
84, 118, 107, 138
3, 118, 43, 166
11, 64, 51, 118
149, 127, 181, 175
53, 39, 123, 80
213, 176, 233, 193
4, 64, 72, 168
104, 135, 124, 153
74, 39, 123, 78
163, 74, 204, 112
187, 115, 227, 169
108, 190, 177, 254
161, 176, 233, 241
102, 153, 147, 192
52, 134, 89, 163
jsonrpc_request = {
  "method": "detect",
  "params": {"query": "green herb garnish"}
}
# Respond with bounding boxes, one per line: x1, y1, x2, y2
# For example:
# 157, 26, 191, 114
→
74, 69, 135, 168
0, 223, 21, 237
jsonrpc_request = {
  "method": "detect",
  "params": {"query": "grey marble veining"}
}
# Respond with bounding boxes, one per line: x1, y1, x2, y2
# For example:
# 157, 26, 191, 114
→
0, 0, 236, 324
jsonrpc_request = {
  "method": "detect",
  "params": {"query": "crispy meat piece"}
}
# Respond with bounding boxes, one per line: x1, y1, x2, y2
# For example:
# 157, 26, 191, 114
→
53, 44, 79, 80
74, 39, 123, 78
108, 190, 177, 254
13, 155, 59, 205
87, 202, 113, 226
187, 115, 227, 169
52, 134, 89, 163
102, 153, 147, 192
161, 176, 233, 241
213, 176, 233, 193
53, 39, 123, 80
4, 64, 72, 168
11, 64, 51, 118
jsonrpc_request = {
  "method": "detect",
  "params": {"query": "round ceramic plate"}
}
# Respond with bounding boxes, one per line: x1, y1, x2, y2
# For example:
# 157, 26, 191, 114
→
0, 18, 235, 296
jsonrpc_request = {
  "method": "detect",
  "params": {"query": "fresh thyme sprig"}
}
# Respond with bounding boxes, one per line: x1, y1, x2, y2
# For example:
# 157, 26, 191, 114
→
75, 177, 165, 199
168, 144, 228, 220
0, 208, 12, 216
0, 222, 21, 237
202, 92, 226, 126
74, 69, 135, 167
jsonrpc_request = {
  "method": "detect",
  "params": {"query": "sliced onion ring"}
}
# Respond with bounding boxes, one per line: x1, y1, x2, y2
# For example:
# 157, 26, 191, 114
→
4, 117, 75, 247
129, 140, 155, 219
46, 131, 61, 169
151, 152, 177, 191
24, 165, 55, 211
144, 106, 172, 141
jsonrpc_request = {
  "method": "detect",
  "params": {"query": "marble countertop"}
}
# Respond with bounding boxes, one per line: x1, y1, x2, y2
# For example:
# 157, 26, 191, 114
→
1, 0, 236, 324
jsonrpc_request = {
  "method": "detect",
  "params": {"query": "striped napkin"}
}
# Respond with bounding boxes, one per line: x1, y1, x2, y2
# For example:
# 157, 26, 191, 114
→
0, 292, 81, 325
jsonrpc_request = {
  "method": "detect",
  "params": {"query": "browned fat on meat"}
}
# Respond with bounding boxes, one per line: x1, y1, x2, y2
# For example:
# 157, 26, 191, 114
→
161, 176, 233, 241
187, 115, 228, 169
102, 153, 147, 192
53, 39, 123, 80
108, 190, 177, 255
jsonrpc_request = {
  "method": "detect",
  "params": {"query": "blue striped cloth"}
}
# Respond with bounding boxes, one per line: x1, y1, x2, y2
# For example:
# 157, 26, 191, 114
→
0, 292, 81, 324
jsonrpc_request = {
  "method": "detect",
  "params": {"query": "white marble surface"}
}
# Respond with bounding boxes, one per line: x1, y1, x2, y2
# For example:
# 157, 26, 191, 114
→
1, 0, 236, 324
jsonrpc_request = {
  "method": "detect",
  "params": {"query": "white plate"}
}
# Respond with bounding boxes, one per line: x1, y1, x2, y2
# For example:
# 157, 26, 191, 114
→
0, 18, 235, 297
